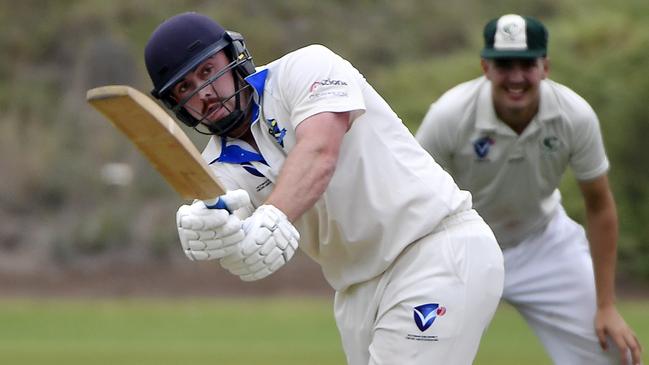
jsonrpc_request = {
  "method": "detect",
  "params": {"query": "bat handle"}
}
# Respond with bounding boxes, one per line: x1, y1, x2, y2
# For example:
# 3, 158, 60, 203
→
203, 197, 231, 213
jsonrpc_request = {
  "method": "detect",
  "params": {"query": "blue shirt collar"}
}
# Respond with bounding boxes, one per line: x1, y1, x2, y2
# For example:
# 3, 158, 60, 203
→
246, 68, 268, 126
211, 138, 266, 165
245, 68, 268, 98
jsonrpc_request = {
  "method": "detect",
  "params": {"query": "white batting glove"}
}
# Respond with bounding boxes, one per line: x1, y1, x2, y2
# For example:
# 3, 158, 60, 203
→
219, 205, 299, 281
176, 190, 251, 261
204, 189, 254, 220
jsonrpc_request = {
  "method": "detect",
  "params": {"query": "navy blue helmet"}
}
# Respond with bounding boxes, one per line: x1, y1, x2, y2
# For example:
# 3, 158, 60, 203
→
145, 12, 255, 135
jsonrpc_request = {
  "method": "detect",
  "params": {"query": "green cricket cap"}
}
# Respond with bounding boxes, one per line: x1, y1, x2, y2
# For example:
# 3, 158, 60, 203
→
481, 14, 548, 59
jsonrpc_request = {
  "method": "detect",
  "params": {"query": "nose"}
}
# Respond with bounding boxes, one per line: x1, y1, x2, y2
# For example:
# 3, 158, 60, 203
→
197, 84, 214, 100
506, 65, 525, 82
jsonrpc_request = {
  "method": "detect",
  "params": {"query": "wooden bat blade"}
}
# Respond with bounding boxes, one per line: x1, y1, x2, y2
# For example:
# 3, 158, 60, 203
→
86, 85, 226, 200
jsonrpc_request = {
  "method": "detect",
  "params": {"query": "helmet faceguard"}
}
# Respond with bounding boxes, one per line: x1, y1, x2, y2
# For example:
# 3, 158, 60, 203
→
169, 54, 254, 136
145, 13, 256, 136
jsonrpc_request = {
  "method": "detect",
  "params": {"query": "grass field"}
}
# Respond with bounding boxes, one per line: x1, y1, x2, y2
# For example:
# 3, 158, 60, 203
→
0, 298, 646, 364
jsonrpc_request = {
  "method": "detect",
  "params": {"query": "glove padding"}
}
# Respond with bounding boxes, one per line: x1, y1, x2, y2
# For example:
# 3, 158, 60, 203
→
219, 205, 299, 281
176, 190, 251, 261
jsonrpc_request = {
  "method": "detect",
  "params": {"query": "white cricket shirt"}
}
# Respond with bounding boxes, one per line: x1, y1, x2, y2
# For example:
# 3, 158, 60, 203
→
416, 76, 609, 248
202, 45, 472, 290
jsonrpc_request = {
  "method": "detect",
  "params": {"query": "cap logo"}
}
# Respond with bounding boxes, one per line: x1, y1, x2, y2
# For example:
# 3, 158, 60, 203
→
494, 14, 527, 50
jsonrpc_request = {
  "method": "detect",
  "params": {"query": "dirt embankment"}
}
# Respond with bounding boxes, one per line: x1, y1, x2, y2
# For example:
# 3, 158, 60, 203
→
1, 247, 646, 299
0, 251, 333, 298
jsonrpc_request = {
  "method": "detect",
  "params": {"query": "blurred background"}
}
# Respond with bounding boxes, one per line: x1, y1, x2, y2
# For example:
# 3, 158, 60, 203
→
0, 0, 647, 364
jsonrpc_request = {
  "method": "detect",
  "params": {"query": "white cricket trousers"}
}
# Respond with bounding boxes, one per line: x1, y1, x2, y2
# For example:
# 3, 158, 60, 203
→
334, 209, 504, 365
502, 207, 621, 364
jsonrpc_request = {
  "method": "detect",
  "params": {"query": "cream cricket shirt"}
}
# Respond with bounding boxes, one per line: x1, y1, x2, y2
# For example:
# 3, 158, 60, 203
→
416, 76, 609, 248
202, 45, 471, 291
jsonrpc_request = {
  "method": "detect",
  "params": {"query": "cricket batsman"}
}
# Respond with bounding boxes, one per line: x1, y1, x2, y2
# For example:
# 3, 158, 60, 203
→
144, 12, 504, 364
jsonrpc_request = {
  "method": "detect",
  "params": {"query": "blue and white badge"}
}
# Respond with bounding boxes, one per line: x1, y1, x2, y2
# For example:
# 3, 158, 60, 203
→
473, 136, 495, 159
413, 303, 446, 332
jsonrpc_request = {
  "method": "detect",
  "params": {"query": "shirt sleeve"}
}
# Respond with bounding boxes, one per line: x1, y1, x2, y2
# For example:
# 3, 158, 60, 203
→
415, 102, 454, 171
568, 102, 610, 181
274, 45, 366, 129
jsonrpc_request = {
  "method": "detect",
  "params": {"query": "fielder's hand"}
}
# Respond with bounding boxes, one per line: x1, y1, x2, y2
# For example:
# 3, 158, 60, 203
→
176, 190, 251, 261
595, 305, 643, 365
219, 205, 299, 281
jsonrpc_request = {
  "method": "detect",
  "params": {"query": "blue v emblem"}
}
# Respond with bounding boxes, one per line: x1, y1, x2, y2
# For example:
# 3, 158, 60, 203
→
473, 136, 494, 159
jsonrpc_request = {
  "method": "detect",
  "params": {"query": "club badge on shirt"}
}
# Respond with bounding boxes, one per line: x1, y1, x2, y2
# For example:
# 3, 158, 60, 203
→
473, 136, 495, 160
265, 118, 286, 147
541, 135, 561, 154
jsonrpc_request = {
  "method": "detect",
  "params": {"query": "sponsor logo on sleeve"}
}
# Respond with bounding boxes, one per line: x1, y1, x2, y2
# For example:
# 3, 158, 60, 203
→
308, 78, 349, 99
309, 79, 348, 92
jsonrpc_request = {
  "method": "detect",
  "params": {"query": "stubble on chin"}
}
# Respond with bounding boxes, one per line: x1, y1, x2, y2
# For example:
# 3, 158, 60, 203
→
226, 121, 252, 139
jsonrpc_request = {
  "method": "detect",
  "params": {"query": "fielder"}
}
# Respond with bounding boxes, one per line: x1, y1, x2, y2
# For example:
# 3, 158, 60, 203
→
416, 14, 643, 365
144, 12, 504, 365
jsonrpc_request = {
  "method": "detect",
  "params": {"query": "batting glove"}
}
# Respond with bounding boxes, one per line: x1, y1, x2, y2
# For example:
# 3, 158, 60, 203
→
176, 190, 251, 261
219, 205, 299, 281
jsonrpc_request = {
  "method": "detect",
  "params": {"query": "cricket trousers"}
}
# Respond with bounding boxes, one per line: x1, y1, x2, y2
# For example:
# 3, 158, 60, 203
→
502, 207, 621, 364
334, 209, 504, 365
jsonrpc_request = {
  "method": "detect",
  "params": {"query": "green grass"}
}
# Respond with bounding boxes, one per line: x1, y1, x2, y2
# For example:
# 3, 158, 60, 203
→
0, 298, 646, 364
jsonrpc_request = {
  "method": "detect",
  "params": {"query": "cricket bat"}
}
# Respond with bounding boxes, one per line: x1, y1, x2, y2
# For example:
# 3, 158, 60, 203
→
86, 85, 227, 206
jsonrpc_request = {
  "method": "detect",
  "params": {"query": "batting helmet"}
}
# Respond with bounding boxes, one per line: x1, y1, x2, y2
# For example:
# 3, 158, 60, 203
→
145, 12, 256, 135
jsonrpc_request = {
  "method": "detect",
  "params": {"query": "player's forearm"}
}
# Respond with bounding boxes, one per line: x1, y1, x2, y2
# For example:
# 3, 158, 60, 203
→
585, 202, 619, 309
266, 112, 349, 222
266, 140, 338, 222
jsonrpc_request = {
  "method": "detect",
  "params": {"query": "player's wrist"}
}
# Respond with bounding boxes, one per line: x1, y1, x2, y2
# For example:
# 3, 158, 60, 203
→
596, 302, 617, 312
